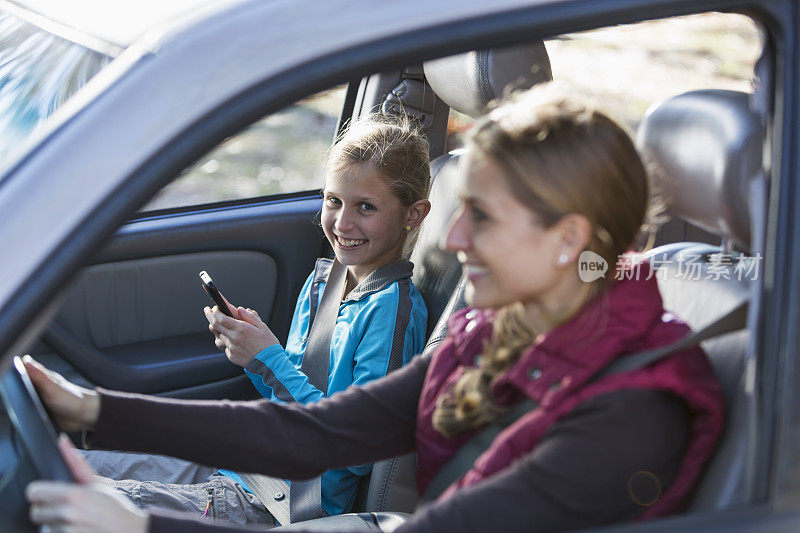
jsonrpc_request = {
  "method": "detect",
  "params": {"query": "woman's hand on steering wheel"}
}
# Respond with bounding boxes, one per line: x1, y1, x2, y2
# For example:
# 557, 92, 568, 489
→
27, 435, 148, 533
22, 355, 100, 432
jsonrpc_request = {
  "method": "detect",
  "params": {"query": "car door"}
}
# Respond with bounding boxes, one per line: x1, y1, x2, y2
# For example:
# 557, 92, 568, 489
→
24, 87, 351, 399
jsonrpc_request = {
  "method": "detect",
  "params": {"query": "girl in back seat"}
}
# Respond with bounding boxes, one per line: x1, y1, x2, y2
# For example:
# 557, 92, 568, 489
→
25, 85, 724, 533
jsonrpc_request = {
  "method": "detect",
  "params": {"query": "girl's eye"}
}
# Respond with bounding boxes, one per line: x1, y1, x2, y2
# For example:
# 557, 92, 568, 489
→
325, 196, 341, 206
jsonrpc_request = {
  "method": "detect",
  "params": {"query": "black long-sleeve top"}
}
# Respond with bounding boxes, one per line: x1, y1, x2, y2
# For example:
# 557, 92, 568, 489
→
88, 355, 688, 533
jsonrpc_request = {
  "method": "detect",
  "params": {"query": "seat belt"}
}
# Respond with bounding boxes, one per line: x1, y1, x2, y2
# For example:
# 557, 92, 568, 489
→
240, 259, 348, 525
420, 300, 749, 504
301, 259, 347, 396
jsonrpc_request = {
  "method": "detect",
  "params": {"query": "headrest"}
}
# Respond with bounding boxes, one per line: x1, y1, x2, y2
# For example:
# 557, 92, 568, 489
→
636, 90, 763, 249
423, 43, 552, 119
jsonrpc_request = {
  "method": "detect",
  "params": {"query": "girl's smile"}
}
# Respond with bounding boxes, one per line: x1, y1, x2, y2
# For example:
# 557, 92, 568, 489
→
334, 235, 368, 249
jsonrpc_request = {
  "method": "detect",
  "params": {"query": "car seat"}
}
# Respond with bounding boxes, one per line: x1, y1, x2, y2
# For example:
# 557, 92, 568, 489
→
636, 89, 765, 511
354, 42, 554, 516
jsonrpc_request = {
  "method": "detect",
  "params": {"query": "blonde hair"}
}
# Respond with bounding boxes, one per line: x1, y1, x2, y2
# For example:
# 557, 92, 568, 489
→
326, 114, 431, 255
433, 87, 652, 437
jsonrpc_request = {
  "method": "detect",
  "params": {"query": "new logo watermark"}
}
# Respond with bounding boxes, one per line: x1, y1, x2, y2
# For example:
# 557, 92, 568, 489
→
578, 251, 608, 282
576, 251, 762, 283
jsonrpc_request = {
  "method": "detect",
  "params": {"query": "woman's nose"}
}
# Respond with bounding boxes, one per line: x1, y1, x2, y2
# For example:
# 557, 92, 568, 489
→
443, 207, 469, 252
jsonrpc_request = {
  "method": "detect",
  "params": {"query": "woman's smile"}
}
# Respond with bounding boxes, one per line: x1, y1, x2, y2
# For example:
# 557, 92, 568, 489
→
458, 253, 490, 281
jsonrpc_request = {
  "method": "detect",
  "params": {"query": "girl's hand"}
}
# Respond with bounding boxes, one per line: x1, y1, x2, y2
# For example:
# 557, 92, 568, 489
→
27, 435, 149, 533
238, 306, 270, 333
205, 306, 279, 367
220, 293, 241, 320
22, 356, 100, 431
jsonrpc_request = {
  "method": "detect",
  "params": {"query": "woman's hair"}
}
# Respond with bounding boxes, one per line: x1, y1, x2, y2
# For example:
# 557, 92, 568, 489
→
433, 86, 653, 437
326, 113, 431, 255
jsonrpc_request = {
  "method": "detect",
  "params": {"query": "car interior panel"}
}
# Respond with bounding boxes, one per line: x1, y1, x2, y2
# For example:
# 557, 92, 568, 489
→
41, 251, 277, 392
24, 196, 327, 399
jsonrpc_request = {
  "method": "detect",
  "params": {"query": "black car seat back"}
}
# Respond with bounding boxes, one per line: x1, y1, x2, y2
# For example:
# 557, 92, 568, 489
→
636, 89, 765, 511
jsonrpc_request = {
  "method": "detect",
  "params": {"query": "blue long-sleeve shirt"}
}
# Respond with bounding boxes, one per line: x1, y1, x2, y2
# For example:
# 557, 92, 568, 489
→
219, 258, 427, 516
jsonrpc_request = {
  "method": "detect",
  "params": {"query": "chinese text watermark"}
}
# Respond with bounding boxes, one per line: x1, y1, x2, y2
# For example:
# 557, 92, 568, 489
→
578, 252, 762, 282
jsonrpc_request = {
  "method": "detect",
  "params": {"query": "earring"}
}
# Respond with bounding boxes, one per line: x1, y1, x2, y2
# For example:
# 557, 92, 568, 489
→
558, 254, 569, 264
405, 225, 412, 231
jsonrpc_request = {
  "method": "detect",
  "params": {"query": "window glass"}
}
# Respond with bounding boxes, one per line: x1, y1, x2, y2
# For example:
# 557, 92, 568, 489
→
143, 86, 346, 211
545, 12, 760, 130
444, 13, 760, 150
0, 11, 111, 164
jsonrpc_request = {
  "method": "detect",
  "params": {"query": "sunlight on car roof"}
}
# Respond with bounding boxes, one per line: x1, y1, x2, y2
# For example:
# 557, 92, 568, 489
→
9, 0, 219, 51
0, 0, 226, 164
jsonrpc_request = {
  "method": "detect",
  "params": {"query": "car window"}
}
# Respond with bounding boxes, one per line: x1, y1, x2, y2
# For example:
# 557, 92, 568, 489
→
142, 86, 346, 211
0, 10, 112, 164
444, 12, 760, 151
544, 12, 760, 130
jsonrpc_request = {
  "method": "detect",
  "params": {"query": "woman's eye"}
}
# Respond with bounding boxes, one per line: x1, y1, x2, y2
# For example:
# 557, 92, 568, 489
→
359, 202, 375, 212
325, 196, 341, 206
469, 206, 488, 223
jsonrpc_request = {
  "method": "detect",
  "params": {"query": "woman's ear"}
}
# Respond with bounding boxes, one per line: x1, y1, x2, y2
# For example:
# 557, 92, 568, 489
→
405, 199, 432, 229
554, 213, 592, 265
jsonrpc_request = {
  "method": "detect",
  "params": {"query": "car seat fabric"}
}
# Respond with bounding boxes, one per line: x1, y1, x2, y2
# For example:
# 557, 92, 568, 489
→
644, 244, 753, 512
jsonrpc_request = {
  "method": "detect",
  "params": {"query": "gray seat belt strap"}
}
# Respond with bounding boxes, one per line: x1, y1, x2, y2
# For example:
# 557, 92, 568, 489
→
420, 300, 749, 504
291, 259, 347, 523
301, 258, 347, 395
241, 259, 348, 525
593, 300, 749, 381
237, 473, 291, 526
420, 397, 538, 504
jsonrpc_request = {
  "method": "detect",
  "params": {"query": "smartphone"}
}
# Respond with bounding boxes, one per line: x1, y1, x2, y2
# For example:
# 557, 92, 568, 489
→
199, 270, 235, 317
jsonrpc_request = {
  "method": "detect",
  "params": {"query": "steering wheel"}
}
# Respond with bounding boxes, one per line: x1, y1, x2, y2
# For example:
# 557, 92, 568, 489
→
0, 356, 75, 531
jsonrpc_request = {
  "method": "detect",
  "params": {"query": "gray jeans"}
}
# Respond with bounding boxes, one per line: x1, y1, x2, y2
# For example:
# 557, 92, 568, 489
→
83, 450, 277, 527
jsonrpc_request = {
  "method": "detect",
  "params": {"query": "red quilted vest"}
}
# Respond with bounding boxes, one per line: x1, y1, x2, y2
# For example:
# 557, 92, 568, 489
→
415, 264, 724, 519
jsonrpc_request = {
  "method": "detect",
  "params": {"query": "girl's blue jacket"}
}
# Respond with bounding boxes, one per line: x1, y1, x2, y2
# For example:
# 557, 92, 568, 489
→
220, 258, 427, 516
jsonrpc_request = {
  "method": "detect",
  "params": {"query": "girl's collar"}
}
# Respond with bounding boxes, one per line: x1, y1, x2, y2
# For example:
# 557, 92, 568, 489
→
341, 260, 414, 302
